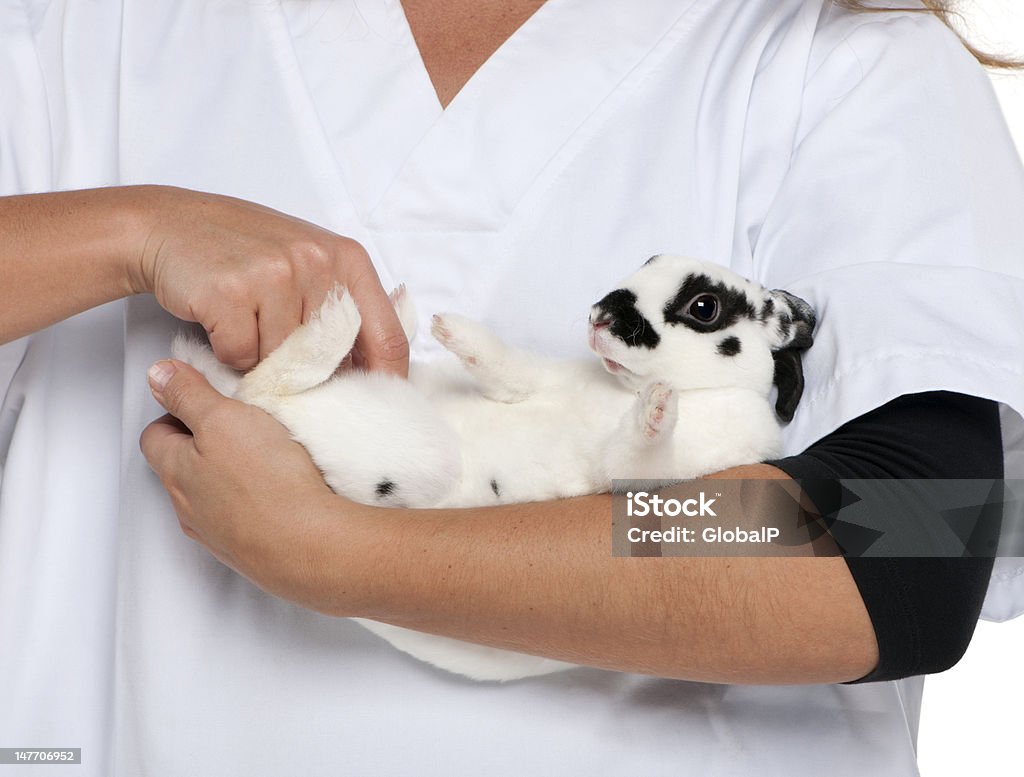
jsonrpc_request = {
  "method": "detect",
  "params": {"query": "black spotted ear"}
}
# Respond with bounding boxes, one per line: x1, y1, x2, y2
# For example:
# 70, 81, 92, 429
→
766, 290, 816, 350
772, 350, 804, 422
766, 290, 817, 422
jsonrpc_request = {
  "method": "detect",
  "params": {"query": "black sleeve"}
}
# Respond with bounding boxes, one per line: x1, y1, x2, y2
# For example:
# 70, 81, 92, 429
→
769, 391, 1003, 683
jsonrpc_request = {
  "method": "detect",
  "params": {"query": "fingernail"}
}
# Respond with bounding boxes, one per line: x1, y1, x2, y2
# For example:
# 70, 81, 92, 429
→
148, 360, 176, 390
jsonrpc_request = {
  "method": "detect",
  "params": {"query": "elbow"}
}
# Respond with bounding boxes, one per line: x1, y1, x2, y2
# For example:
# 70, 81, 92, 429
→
838, 624, 881, 683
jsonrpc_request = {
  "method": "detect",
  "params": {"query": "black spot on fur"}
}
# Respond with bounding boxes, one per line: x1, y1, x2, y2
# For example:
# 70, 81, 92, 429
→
759, 298, 775, 321
592, 289, 661, 349
490, 479, 501, 498
375, 479, 396, 498
663, 274, 758, 332
717, 336, 742, 356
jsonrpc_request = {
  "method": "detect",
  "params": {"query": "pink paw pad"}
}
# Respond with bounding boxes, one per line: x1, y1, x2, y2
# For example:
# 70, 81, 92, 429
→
431, 315, 479, 365
641, 383, 674, 439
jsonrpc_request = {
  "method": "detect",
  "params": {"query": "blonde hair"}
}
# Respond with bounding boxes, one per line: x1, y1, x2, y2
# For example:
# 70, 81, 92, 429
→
835, 0, 1023, 69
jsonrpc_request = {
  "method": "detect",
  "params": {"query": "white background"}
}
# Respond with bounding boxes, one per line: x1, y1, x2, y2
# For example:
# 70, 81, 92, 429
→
915, 3, 1024, 775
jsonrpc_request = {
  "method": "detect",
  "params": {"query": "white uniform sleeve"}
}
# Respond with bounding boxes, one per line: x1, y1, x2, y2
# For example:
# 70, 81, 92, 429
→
752, 11, 1024, 619
0, 0, 52, 194
0, 0, 53, 429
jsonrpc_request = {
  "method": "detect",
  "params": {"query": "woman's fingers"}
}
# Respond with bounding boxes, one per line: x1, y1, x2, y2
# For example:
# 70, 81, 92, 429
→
137, 186, 407, 374
205, 306, 260, 371
257, 290, 305, 363
144, 360, 228, 440
138, 410, 193, 481
347, 269, 410, 377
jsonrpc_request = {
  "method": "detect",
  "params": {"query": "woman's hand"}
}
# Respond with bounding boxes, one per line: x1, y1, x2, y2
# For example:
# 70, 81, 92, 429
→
0, 186, 407, 376
126, 186, 408, 373
139, 357, 360, 609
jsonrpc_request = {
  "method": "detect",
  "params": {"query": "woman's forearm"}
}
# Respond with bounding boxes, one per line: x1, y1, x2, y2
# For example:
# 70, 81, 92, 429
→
310, 464, 880, 684
0, 187, 149, 343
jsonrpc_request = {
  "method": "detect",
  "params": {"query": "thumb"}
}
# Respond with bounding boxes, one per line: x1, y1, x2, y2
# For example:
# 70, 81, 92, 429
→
147, 359, 227, 435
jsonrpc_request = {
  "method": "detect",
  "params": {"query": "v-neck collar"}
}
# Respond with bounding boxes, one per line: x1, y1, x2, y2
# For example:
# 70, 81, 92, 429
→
275, 0, 442, 222
276, 0, 702, 232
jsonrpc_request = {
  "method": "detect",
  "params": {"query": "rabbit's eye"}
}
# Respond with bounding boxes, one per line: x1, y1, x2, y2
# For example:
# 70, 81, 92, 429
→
687, 294, 719, 324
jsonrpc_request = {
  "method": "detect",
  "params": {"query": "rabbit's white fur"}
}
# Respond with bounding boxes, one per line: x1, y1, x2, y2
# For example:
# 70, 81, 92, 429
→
173, 255, 816, 681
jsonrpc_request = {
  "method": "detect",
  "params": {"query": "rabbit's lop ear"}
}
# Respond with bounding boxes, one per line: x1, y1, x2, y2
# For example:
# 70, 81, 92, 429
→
764, 290, 817, 423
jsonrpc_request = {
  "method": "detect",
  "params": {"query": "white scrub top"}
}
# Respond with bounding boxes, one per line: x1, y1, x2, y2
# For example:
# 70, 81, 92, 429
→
2, 1, 1024, 775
